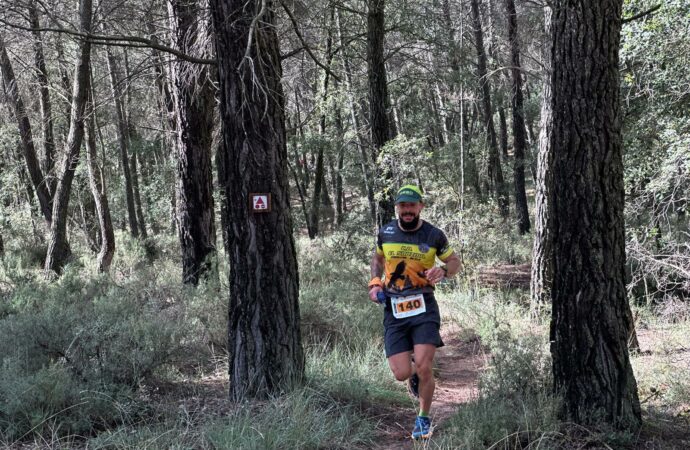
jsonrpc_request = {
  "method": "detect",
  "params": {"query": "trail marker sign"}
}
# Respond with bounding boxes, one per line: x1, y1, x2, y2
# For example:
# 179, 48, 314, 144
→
250, 193, 271, 213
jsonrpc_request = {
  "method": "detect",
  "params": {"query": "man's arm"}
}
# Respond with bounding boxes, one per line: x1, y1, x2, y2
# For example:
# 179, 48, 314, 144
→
371, 251, 385, 279
425, 251, 462, 284
441, 252, 462, 277
368, 251, 385, 301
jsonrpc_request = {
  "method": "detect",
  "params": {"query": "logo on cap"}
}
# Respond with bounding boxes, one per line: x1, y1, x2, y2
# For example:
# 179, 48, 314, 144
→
395, 185, 423, 203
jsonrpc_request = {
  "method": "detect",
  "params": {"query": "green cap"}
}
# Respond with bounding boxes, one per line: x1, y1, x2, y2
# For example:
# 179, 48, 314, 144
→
395, 185, 423, 204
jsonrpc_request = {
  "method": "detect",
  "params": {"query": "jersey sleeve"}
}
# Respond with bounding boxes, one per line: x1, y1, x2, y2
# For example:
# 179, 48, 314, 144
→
437, 231, 454, 260
376, 231, 384, 256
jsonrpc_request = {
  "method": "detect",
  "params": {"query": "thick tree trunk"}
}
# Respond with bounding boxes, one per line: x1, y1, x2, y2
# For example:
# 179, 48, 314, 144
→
504, 0, 530, 234
168, 0, 217, 285
28, 2, 57, 197
0, 34, 53, 223
531, 6, 553, 307
367, 0, 396, 226
211, 0, 303, 400
44, 0, 93, 275
547, 0, 641, 429
105, 47, 139, 238
470, 0, 508, 217
85, 86, 114, 272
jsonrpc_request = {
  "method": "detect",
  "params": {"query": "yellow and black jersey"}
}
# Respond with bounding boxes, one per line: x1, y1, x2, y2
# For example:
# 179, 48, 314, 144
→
376, 220, 454, 295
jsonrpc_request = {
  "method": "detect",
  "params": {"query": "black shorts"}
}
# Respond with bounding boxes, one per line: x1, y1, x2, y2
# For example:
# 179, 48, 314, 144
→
383, 292, 444, 357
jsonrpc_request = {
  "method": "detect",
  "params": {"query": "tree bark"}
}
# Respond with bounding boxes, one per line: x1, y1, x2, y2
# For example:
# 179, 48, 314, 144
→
470, 0, 508, 217
367, 0, 396, 226
105, 46, 139, 238
211, 0, 304, 400
44, 0, 93, 275
504, 0, 530, 234
531, 6, 553, 307
547, 0, 641, 429
0, 33, 53, 223
168, 0, 217, 285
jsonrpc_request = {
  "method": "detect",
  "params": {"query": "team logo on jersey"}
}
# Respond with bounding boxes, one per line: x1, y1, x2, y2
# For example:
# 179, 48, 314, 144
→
383, 226, 396, 235
418, 243, 430, 253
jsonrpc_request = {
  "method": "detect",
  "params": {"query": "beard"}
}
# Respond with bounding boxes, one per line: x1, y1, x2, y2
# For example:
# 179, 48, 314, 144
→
399, 213, 420, 230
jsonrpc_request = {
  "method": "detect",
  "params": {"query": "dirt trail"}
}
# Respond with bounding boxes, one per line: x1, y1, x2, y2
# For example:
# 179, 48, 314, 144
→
372, 330, 486, 449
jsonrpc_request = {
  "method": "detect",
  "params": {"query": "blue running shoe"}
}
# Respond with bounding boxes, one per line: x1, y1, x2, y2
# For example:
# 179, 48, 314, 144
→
411, 415, 432, 440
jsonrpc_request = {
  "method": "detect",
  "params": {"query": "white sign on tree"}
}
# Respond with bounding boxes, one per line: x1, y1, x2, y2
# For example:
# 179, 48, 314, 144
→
250, 193, 271, 212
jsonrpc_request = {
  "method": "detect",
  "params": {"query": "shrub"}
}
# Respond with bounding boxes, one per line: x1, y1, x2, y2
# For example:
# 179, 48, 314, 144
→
0, 270, 194, 439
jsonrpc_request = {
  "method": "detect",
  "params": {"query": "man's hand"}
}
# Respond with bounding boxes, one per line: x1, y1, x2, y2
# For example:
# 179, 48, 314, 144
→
424, 267, 446, 284
369, 285, 383, 302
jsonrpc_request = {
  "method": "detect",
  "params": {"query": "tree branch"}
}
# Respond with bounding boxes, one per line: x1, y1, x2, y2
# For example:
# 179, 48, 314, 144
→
279, 0, 341, 81
0, 17, 216, 65
622, 4, 661, 24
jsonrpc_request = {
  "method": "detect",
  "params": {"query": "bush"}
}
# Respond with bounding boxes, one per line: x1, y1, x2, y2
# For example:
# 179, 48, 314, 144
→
438, 288, 560, 449
0, 270, 195, 439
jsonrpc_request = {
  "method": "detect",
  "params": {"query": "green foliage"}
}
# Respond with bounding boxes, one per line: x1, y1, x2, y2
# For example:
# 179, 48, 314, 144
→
0, 260, 224, 440
436, 289, 560, 449
297, 234, 413, 406
204, 388, 373, 450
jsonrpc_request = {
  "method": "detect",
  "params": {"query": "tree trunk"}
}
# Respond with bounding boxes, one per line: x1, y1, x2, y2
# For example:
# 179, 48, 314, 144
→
308, 9, 336, 239
308, 148, 324, 238
334, 101, 345, 226
129, 144, 147, 238
55, 35, 73, 125
28, 1, 57, 197
211, 0, 303, 400
44, 0, 93, 275
531, 6, 553, 307
105, 46, 139, 238
547, 0, 641, 429
504, 0, 530, 234
367, 0, 396, 226
85, 87, 115, 272
337, 9, 376, 225
498, 106, 508, 158
0, 33, 53, 223
470, 0, 508, 217
168, 0, 217, 285
122, 50, 148, 239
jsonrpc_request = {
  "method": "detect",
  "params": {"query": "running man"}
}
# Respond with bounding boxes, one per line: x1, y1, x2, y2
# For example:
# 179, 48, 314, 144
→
368, 185, 461, 440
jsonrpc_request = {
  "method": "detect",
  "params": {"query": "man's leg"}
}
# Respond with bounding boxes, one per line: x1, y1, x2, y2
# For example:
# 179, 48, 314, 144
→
412, 343, 436, 414
387, 351, 413, 381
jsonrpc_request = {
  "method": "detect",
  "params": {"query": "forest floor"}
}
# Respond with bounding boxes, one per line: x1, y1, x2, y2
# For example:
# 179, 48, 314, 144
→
371, 327, 486, 449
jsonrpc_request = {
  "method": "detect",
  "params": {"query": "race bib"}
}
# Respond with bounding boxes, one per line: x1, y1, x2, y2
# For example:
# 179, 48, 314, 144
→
391, 294, 426, 319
